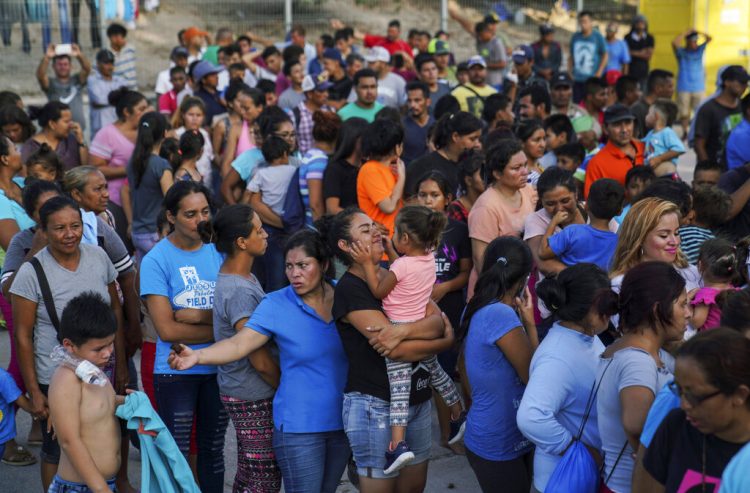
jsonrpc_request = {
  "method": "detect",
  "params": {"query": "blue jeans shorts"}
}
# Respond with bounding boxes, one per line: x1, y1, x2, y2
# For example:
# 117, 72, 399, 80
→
342, 391, 431, 479
47, 475, 117, 492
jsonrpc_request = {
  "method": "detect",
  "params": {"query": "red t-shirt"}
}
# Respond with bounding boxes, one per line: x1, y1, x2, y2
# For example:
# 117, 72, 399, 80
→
364, 34, 413, 58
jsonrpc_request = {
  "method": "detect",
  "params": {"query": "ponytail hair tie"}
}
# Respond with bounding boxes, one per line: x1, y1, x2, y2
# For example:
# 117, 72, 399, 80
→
496, 256, 508, 266
142, 121, 149, 128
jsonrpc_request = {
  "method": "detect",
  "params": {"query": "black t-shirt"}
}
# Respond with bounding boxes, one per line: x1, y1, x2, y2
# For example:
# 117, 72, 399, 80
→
329, 75, 353, 103
719, 166, 750, 241
405, 151, 459, 200
624, 31, 655, 81
643, 408, 745, 493
631, 98, 650, 139
323, 158, 359, 209
435, 218, 471, 328
694, 99, 743, 166
332, 271, 433, 405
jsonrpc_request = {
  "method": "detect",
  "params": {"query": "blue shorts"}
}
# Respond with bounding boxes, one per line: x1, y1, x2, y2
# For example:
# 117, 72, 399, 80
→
342, 391, 431, 479
47, 475, 117, 493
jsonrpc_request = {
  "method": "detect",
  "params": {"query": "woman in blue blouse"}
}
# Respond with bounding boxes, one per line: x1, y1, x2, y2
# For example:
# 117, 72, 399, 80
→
140, 180, 228, 493
460, 236, 539, 493
168, 227, 350, 493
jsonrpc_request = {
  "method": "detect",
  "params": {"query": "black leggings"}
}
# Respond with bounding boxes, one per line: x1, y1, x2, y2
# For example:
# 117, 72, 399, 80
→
466, 447, 533, 493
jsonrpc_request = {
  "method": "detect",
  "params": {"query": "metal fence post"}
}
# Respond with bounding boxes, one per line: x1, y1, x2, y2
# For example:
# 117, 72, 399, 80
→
440, 0, 448, 32
577, 0, 584, 13
285, 0, 293, 33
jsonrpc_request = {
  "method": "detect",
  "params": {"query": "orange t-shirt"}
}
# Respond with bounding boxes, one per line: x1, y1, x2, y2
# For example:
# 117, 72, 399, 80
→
583, 140, 645, 198
356, 160, 402, 236
466, 185, 538, 298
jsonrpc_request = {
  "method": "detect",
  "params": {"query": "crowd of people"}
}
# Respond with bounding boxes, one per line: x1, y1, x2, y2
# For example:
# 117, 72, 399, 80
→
0, 6, 750, 493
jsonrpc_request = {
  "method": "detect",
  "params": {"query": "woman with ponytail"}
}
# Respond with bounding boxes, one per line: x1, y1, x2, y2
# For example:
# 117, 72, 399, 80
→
404, 111, 483, 199
125, 112, 172, 262
517, 264, 618, 492
208, 204, 282, 492
139, 180, 228, 493
460, 236, 537, 492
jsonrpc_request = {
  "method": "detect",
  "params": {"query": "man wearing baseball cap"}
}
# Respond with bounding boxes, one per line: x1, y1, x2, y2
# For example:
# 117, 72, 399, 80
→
192, 60, 225, 126
87, 49, 127, 137
694, 65, 748, 164
365, 46, 406, 109
531, 24, 562, 81
451, 56, 497, 118
549, 72, 589, 120
155, 46, 189, 99
584, 104, 644, 198
183, 26, 209, 62
511, 44, 548, 94
294, 75, 334, 154
428, 40, 458, 87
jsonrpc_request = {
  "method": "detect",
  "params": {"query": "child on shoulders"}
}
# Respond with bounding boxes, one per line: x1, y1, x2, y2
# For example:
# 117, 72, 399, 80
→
643, 99, 685, 178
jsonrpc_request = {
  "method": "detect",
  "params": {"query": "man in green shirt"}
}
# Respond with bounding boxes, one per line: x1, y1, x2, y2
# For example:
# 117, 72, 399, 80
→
338, 68, 384, 122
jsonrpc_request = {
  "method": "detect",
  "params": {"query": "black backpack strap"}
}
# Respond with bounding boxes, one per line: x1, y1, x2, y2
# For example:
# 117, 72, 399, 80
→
292, 106, 302, 130
29, 257, 60, 334
458, 83, 486, 102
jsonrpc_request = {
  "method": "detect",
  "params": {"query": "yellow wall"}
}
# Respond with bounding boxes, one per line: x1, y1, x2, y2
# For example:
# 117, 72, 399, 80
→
640, 0, 750, 93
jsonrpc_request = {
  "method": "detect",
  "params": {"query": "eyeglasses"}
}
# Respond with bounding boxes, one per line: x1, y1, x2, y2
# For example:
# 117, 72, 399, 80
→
668, 381, 723, 407
274, 131, 297, 140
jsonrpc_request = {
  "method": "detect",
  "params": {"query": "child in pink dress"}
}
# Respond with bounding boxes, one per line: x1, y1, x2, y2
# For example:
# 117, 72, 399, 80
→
352, 205, 466, 474
692, 239, 740, 331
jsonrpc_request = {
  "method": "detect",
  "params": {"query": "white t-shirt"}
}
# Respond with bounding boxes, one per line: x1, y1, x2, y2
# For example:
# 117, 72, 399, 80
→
246, 164, 296, 216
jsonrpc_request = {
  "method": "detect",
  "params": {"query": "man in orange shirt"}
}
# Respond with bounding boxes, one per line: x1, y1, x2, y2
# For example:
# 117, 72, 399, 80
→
356, 119, 406, 237
584, 103, 644, 197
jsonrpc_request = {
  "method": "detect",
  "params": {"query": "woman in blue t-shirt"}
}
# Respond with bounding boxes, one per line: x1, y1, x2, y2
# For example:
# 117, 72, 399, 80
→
167, 226, 349, 493
140, 181, 228, 493
125, 112, 173, 264
460, 236, 539, 493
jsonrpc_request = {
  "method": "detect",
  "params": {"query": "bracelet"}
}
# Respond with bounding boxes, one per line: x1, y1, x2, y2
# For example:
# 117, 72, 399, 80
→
78, 142, 86, 148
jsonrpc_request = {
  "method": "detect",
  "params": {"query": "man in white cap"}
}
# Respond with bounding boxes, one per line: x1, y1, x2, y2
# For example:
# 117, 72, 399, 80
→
451, 55, 497, 118
364, 46, 406, 109
293, 75, 334, 154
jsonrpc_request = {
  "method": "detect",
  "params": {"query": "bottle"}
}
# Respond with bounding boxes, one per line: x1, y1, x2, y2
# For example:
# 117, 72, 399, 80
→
50, 345, 108, 386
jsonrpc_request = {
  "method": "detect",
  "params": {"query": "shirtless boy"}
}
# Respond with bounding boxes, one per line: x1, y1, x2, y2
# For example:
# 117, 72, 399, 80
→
48, 292, 122, 493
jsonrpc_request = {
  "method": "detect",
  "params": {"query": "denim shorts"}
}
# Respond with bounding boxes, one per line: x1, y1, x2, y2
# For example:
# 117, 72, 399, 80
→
342, 391, 431, 479
47, 475, 116, 492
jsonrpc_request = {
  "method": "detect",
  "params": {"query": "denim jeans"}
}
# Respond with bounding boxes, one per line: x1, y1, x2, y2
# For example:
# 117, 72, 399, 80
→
272, 428, 350, 493
47, 475, 116, 492
154, 373, 229, 493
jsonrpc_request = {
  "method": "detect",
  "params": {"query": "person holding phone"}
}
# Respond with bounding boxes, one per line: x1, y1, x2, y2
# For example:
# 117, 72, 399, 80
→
36, 43, 91, 132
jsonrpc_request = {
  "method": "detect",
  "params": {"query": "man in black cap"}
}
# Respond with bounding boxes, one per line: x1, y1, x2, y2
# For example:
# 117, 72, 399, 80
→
549, 73, 588, 120
321, 48, 352, 110
694, 65, 748, 164
87, 49, 127, 137
531, 24, 562, 81
584, 104, 644, 198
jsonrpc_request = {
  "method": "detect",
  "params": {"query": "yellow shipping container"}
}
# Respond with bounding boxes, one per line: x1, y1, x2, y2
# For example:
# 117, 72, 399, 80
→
640, 0, 750, 93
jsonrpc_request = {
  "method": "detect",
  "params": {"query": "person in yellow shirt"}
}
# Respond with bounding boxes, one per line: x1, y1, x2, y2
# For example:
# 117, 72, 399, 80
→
451, 56, 498, 119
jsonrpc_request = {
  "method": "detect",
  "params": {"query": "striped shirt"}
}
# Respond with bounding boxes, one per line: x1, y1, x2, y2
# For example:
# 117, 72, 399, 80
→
113, 44, 138, 90
299, 148, 328, 226
678, 225, 714, 264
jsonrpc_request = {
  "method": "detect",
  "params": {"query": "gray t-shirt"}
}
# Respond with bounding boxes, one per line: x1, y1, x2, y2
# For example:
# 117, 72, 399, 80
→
246, 164, 296, 216
47, 75, 86, 131
278, 88, 305, 111
477, 37, 507, 87
1, 217, 133, 288
429, 83, 451, 115
596, 347, 674, 493
377, 72, 406, 108
213, 273, 275, 401
10, 244, 117, 384
127, 155, 172, 234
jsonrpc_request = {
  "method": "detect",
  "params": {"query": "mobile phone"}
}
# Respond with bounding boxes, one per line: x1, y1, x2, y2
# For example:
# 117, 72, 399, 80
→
517, 274, 530, 299
55, 43, 72, 56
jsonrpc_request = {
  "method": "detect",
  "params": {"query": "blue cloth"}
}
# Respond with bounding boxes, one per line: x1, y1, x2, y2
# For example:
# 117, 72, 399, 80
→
725, 119, 750, 170
308, 58, 324, 79
272, 429, 350, 493
614, 203, 631, 225
721, 442, 750, 493
140, 239, 223, 375
298, 148, 328, 227
115, 391, 201, 493
517, 323, 605, 492
640, 382, 680, 448
80, 210, 99, 246
548, 224, 618, 271
246, 285, 348, 433
231, 147, 265, 181
0, 177, 35, 232
676, 44, 707, 93
464, 302, 533, 461
0, 368, 22, 445
570, 31, 607, 82
606, 39, 631, 72
643, 127, 685, 166
48, 475, 116, 493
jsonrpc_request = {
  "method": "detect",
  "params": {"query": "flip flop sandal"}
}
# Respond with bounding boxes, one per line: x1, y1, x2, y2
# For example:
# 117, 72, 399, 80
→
1, 445, 37, 466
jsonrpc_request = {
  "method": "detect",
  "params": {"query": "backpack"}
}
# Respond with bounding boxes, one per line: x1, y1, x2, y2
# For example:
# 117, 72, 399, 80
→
281, 167, 306, 235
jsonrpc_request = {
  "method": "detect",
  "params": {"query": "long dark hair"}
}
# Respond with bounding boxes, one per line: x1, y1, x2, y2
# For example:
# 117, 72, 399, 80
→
459, 236, 532, 343
432, 111, 482, 150
198, 203, 256, 255
619, 261, 686, 334
332, 117, 368, 163
131, 112, 169, 188
537, 263, 618, 323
